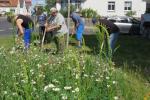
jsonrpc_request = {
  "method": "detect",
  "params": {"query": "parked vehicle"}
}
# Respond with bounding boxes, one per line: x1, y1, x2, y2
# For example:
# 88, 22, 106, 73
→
0, 11, 6, 16
140, 12, 150, 39
106, 16, 141, 35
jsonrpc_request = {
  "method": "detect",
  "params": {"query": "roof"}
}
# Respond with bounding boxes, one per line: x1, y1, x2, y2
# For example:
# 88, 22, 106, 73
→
25, 0, 31, 6
0, 0, 31, 7
0, 0, 18, 7
25, 0, 31, 3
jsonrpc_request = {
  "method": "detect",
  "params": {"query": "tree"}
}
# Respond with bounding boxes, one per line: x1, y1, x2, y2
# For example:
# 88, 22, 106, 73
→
45, 0, 56, 13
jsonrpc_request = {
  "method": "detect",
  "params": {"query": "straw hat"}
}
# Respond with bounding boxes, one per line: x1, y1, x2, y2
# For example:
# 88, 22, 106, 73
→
50, 7, 58, 13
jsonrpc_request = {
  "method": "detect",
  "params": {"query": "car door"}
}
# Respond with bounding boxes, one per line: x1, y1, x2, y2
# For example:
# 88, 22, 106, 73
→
129, 18, 140, 34
114, 18, 132, 34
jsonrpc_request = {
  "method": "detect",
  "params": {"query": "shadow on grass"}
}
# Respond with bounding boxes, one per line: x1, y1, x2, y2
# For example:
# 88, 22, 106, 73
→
82, 34, 150, 81
113, 35, 150, 81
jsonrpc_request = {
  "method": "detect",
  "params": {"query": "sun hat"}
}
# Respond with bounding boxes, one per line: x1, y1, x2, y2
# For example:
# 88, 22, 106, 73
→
50, 7, 58, 13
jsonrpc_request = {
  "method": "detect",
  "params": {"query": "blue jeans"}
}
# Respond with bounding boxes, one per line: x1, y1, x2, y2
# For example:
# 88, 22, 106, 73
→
24, 29, 32, 49
109, 32, 119, 51
76, 24, 84, 41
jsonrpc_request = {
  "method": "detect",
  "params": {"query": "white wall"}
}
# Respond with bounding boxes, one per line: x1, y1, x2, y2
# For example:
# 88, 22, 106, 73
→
81, 0, 146, 17
0, 7, 16, 12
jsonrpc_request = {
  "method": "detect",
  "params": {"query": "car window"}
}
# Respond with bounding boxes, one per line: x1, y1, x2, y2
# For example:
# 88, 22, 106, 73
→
119, 19, 129, 23
108, 19, 116, 22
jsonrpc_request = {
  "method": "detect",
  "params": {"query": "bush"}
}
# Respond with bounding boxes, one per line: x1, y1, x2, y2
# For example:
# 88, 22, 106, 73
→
125, 11, 136, 17
6, 12, 14, 23
60, 5, 76, 18
81, 8, 99, 18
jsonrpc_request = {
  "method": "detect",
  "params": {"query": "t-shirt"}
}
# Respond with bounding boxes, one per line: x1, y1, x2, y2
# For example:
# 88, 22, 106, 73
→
37, 13, 47, 26
47, 13, 68, 37
99, 19, 119, 33
71, 12, 84, 26
17, 14, 34, 29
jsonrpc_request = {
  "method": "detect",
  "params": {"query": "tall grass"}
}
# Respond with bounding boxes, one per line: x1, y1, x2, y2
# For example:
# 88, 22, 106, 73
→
0, 30, 150, 99
0, 46, 117, 99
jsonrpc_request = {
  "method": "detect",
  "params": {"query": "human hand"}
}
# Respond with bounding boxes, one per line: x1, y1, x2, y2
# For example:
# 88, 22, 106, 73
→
71, 29, 75, 35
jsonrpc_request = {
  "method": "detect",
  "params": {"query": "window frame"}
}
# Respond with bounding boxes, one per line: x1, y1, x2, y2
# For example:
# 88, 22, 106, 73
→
124, 1, 132, 11
108, 1, 116, 11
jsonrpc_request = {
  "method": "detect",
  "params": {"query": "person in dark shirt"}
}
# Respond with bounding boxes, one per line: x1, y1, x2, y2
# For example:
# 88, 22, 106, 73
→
37, 8, 47, 44
99, 18, 120, 51
15, 14, 34, 50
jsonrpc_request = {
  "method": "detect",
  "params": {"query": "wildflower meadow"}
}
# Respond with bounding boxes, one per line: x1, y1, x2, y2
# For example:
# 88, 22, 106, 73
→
0, 25, 150, 100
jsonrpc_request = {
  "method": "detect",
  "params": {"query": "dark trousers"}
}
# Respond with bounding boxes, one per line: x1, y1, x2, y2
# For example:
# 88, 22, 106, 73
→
39, 26, 45, 43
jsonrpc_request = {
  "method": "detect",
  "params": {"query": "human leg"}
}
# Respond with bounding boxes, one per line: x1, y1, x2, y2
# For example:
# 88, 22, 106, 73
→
24, 29, 32, 49
109, 32, 119, 51
54, 35, 66, 54
76, 25, 84, 47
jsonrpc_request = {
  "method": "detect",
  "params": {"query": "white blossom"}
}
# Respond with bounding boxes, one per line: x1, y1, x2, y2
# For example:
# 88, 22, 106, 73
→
76, 74, 79, 79
84, 74, 88, 77
37, 64, 42, 69
96, 78, 101, 82
113, 81, 117, 84
44, 83, 55, 92
61, 94, 68, 100
64, 86, 72, 90
106, 76, 110, 80
4, 91, 7, 94
107, 85, 110, 88
114, 96, 119, 100
52, 87, 60, 92
75, 87, 79, 92
31, 80, 36, 84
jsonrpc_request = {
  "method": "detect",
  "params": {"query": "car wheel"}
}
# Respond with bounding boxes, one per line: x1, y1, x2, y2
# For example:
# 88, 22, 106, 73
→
129, 26, 140, 35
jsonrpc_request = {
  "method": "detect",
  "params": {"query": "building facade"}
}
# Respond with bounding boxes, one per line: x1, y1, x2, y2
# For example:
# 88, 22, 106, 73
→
81, 0, 147, 17
0, 0, 31, 15
0, 0, 18, 13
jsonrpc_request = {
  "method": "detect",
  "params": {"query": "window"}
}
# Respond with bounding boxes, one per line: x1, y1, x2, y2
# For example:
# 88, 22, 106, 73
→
124, 1, 132, 11
120, 19, 129, 23
108, 1, 115, 11
109, 19, 116, 23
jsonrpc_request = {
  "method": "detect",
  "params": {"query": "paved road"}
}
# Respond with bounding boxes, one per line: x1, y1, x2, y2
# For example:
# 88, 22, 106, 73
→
0, 17, 16, 36
0, 16, 95, 37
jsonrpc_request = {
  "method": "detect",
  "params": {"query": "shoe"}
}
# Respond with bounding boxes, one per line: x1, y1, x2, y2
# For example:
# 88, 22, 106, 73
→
76, 46, 81, 48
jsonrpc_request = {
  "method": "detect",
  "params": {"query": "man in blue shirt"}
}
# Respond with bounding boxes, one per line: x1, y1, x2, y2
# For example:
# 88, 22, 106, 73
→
70, 11, 85, 48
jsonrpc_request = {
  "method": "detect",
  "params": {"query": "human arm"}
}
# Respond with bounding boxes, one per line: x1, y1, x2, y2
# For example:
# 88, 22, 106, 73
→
45, 16, 61, 32
16, 19, 24, 37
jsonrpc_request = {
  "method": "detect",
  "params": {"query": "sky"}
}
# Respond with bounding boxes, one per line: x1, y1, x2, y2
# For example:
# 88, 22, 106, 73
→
32, 0, 45, 6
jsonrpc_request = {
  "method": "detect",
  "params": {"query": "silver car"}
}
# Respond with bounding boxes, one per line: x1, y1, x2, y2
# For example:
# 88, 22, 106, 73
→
106, 16, 140, 34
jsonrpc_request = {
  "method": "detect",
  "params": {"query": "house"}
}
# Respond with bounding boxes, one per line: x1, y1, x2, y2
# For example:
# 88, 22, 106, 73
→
58, 0, 149, 17
16, 0, 32, 15
0, 0, 31, 15
0, 0, 18, 14
81, 0, 148, 18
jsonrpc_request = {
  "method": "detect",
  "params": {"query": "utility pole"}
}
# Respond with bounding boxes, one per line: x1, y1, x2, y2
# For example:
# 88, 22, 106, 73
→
66, 0, 70, 48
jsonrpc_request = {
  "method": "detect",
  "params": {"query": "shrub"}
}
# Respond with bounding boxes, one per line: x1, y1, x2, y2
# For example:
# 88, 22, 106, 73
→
125, 11, 136, 17
60, 5, 76, 18
6, 12, 15, 24
81, 8, 99, 18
